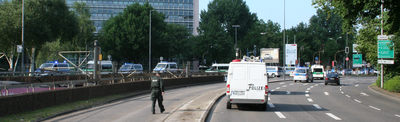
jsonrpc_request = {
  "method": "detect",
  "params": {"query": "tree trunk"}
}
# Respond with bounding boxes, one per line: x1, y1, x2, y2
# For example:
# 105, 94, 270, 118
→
29, 48, 36, 76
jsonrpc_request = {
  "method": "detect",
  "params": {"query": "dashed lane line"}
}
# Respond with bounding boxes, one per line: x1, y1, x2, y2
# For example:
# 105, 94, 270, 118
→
303, 84, 308, 86
345, 95, 351, 98
354, 99, 362, 103
368, 105, 381, 111
275, 112, 286, 119
313, 104, 322, 109
326, 113, 342, 120
280, 82, 285, 85
324, 92, 329, 96
340, 91, 344, 94
307, 98, 314, 102
268, 97, 271, 101
306, 88, 311, 90
282, 85, 287, 88
360, 92, 369, 96
305, 94, 310, 97
355, 84, 359, 87
289, 83, 294, 85
305, 91, 309, 93
276, 87, 281, 89
286, 91, 291, 95
268, 103, 275, 108
395, 114, 400, 118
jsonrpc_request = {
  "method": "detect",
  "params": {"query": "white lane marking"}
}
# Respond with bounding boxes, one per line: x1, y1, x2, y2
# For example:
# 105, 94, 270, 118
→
307, 98, 314, 102
289, 83, 294, 85
395, 114, 400, 118
303, 84, 308, 86
345, 95, 351, 98
369, 105, 381, 111
310, 86, 314, 88
313, 104, 322, 109
286, 91, 291, 95
340, 86, 342, 89
360, 92, 369, 96
354, 99, 362, 103
275, 112, 286, 119
271, 89, 275, 92
305, 91, 309, 93
314, 84, 318, 86
341, 91, 344, 94
324, 92, 329, 96
326, 113, 342, 120
268, 103, 275, 108
305, 94, 310, 97
307, 88, 311, 90
282, 85, 287, 87
280, 82, 285, 84
355, 84, 359, 87
276, 87, 281, 89
268, 97, 271, 101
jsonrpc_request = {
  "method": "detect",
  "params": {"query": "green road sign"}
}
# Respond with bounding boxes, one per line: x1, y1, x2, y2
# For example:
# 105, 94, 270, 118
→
353, 54, 362, 67
378, 38, 394, 59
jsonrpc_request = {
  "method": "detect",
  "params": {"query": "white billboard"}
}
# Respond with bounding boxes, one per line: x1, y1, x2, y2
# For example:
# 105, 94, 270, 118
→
260, 48, 279, 63
285, 44, 297, 65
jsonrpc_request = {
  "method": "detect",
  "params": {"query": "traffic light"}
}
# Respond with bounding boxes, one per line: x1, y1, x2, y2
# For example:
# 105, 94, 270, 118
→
345, 47, 349, 54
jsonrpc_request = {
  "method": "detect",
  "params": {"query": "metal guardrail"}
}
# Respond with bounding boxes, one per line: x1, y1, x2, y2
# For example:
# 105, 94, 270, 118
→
0, 72, 225, 97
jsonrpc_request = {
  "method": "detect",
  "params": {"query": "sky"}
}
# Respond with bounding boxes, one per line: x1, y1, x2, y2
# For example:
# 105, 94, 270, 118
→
199, 0, 318, 29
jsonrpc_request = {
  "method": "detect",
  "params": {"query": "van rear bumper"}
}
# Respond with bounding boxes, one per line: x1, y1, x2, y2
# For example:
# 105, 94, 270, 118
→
229, 97, 267, 104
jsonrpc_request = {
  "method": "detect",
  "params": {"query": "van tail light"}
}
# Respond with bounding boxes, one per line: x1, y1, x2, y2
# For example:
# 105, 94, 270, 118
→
226, 84, 230, 94
265, 85, 269, 95
325, 78, 328, 80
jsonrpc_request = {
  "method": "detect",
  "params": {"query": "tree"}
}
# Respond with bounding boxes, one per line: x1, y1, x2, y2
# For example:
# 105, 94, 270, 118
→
99, 3, 166, 64
70, 2, 95, 49
197, 0, 257, 63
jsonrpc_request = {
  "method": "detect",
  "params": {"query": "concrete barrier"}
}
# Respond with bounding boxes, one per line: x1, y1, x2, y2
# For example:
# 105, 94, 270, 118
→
0, 76, 223, 117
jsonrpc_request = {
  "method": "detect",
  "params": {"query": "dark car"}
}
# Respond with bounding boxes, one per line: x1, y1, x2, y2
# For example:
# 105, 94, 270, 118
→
325, 72, 340, 85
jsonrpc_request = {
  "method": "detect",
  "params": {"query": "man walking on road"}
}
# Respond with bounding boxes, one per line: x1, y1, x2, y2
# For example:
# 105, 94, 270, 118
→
151, 72, 165, 114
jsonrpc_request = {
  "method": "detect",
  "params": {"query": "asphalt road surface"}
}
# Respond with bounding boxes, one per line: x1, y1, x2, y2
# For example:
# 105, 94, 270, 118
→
208, 76, 400, 122
46, 83, 225, 122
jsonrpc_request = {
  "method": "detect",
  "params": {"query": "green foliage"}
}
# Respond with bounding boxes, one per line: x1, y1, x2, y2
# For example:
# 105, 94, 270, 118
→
36, 39, 78, 67
197, 0, 258, 64
383, 76, 400, 92
70, 2, 95, 49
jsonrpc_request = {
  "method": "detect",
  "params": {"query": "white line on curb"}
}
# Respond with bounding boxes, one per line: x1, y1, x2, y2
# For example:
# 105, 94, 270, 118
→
268, 103, 275, 108
369, 105, 381, 111
326, 113, 342, 120
305, 94, 310, 97
286, 91, 291, 95
395, 114, 400, 118
324, 92, 329, 96
307, 98, 313, 102
345, 95, 351, 98
360, 92, 369, 96
313, 104, 322, 109
275, 112, 286, 119
354, 99, 362, 103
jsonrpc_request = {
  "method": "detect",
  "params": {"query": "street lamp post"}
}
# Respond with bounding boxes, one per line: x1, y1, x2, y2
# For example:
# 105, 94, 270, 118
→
149, 10, 154, 73
283, 0, 286, 80
21, 0, 25, 74
232, 25, 240, 52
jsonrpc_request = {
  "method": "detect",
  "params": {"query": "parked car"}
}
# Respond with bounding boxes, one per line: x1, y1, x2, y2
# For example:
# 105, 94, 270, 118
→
35, 61, 71, 76
325, 72, 340, 85
153, 61, 178, 73
118, 63, 143, 74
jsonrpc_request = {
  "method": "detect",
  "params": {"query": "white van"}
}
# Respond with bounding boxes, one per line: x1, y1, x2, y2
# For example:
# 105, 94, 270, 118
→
311, 65, 325, 80
266, 66, 282, 77
84, 60, 113, 74
205, 63, 229, 73
153, 61, 178, 73
226, 60, 268, 110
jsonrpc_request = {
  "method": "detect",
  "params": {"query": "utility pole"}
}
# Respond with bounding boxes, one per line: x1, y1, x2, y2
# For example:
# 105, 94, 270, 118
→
380, 0, 384, 88
21, 0, 25, 74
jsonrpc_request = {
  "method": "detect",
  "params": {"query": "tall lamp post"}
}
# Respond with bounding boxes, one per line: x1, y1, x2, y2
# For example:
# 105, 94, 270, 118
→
232, 25, 240, 52
149, 10, 154, 73
21, 0, 25, 74
282, 0, 286, 80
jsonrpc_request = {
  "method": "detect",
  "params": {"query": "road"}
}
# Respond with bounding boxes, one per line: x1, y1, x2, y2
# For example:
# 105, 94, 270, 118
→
46, 83, 225, 122
209, 76, 400, 122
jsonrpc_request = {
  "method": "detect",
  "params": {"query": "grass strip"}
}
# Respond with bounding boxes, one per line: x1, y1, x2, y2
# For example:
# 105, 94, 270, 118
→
0, 92, 145, 122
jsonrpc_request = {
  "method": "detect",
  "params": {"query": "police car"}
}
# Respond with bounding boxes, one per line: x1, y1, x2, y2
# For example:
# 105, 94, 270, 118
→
35, 61, 71, 76
153, 61, 178, 73
226, 56, 268, 110
118, 63, 143, 74
293, 67, 313, 83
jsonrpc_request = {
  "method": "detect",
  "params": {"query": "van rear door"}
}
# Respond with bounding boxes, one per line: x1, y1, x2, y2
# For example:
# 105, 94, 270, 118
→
229, 63, 247, 100
246, 63, 267, 100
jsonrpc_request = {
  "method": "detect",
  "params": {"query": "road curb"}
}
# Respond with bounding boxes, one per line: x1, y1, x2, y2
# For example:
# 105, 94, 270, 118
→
368, 85, 400, 103
200, 80, 287, 122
